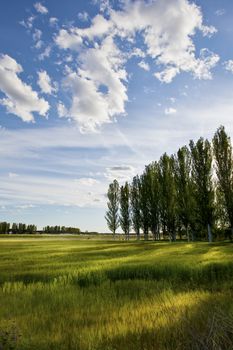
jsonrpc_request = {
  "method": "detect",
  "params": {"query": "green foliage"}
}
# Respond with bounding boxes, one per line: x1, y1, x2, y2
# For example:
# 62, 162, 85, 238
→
106, 126, 233, 242
105, 179, 120, 236
119, 182, 131, 239
190, 138, 215, 242
174, 146, 195, 241
159, 153, 177, 241
43, 226, 80, 234
130, 176, 141, 239
213, 126, 233, 239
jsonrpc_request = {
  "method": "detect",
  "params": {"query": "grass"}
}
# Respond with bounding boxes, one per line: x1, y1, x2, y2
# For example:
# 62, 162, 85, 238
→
0, 237, 232, 349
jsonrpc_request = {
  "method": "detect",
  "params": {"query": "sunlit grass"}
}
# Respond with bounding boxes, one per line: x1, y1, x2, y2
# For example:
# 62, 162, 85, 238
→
0, 237, 232, 349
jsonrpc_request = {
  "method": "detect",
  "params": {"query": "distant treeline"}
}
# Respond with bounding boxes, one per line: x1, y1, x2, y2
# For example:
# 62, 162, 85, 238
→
106, 126, 233, 242
0, 222, 37, 234
43, 226, 81, 234
0, 223, 82, 234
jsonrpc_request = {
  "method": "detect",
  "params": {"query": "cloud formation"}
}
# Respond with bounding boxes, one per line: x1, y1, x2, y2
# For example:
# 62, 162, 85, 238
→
37, 70, 57, 95
54, 0, 218, 132
34, 2, 48, 15
0, 54, 49, 122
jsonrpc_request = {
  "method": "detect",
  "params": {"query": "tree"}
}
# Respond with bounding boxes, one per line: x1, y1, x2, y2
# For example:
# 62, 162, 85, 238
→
105, 179, 120, 238
159, 153, 177, 241
190, 138, 215, 242
213, 126, 233, 240
146, 162, 160, 240
120, 182, 131, 240
139, 171, 151, 240
174, 146, 195, 241
130, 175, 141, 240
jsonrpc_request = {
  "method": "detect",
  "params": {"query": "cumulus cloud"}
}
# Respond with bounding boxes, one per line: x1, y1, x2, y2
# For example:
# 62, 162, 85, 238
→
34, 2, 48, 14
138, 60, 150, 71
37, 70, 57, 95
63, 36, 127, 132
49, 17, 58, 26
224, 60, 233, 73
78, 11, 89, 22
38, 46, 51, 60
0, 54, 49, 122
53, 0, 218, 132
57, 101, 68, 118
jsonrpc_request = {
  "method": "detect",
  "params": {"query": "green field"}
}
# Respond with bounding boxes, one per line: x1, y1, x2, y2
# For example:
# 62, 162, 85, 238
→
0, 237, 232, 350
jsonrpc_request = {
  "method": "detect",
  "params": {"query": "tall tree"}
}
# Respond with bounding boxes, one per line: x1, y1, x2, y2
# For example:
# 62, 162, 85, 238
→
174, 146, 195, 241
120, 182, 131, 240
105, 179, 120, 238
139, 171, 151, 240
130, 175, 141, 240
159, 153, 177, 241
213, 126, 233, 240
146, 162, 160, 240
190, 138, 215, 242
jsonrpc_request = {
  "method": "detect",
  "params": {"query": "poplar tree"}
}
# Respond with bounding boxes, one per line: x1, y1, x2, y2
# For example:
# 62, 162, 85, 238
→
120, 182, 131, 240
159, 153, 177, 241
213, 126, 233, 240
146, 162, 160, 240
105, 179, 120, 238
190, 138, 215, 242
130, 175, 141, 240
139, 171, 150, 240
174, 146, 195, 241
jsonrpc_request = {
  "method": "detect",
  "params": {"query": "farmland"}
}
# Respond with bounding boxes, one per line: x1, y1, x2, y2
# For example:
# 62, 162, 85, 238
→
0, 237, 232, 350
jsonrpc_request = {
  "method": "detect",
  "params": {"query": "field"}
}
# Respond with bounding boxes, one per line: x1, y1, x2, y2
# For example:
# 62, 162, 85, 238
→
0, 237, 233, 350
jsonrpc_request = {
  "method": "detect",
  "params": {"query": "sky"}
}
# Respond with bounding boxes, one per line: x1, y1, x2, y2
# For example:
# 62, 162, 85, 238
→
0, 0, 233, 232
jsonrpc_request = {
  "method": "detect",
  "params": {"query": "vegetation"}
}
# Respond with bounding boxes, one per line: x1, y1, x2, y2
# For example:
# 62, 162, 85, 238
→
106, 126, 233, 242
0, 237, 232, 350
43, 226, 81, 234
0, 222, 37, 234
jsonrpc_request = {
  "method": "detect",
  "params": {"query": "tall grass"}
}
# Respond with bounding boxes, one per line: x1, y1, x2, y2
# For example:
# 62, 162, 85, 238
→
0, 238, 232, 349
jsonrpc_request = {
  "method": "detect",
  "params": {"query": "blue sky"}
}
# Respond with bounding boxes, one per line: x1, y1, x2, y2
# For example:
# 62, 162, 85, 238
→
1, 0, 233, 231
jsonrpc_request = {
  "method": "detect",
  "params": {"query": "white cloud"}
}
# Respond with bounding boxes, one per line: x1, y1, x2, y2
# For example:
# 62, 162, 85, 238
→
49, 17, 58, 26
0, 54, 49, 122
34, 2, 48, 14
104, 165, 136, 182
54, 0, 218, 131
138, 60, 150, 71
55, 29, 83, 51
19, 16, 35, 30
154, 66, 180, 83
110, 0, 218, 81
57, 101, 67, 118
78, 11, 89, 22
33, 29, 42, 41
37, 70, 57, 95
63, 36, 127, 133
224, 60, 233, 73
38, 46, 51, 60
33, 29, 43, 49
201, 25, 217, 37
165, 107, 177, 115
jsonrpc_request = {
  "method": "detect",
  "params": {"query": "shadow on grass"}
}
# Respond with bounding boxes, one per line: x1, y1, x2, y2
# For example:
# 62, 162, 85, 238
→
96, 293, 233, 350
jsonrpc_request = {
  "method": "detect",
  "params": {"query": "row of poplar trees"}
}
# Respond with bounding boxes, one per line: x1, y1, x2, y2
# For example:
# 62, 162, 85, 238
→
105, 126, 233, 242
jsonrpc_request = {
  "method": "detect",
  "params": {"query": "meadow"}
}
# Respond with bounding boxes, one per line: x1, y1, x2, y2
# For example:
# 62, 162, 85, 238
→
0, 236, 232, 350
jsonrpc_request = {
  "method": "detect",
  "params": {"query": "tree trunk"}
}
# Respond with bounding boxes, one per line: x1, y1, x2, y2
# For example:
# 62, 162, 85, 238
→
207, 224, 213, 243
186, 226, 190, 242
231, 227, 233, 241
